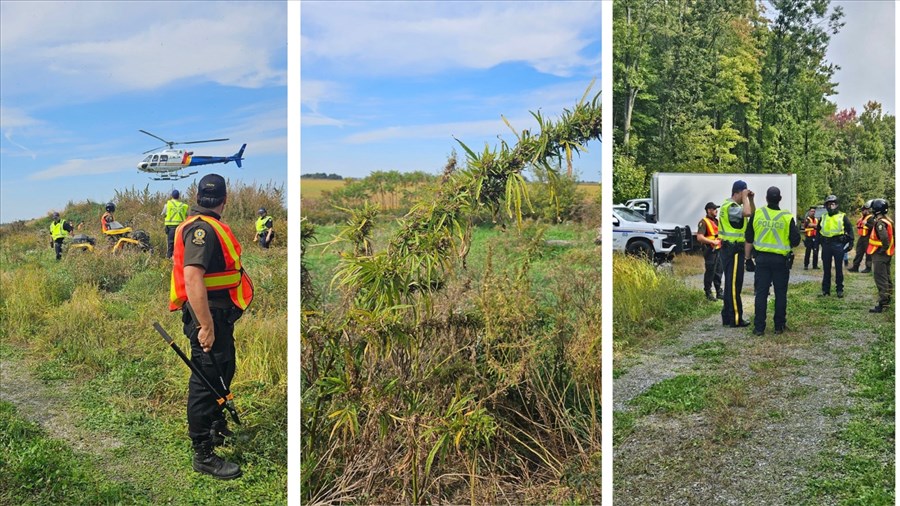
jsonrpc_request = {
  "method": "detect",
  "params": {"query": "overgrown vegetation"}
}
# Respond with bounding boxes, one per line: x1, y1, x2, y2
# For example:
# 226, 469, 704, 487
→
301, 88, 601, 503
0, 181, 287, 504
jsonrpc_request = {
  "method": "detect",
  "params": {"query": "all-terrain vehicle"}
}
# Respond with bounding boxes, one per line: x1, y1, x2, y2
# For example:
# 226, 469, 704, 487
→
103, 221, 153, 254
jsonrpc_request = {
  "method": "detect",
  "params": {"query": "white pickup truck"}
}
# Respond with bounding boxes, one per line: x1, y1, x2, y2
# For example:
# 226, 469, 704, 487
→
612, 205, 691, 262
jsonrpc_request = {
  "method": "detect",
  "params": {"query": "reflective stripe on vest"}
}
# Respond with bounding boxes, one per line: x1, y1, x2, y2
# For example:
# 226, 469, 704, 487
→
820, 212, 845, 238
866, 217, 894, 256
804, 217, 817, 237
164, 199, 188, 226
702, 217, 720, 250
718, 200, 746, 242
752, 207, 792, 255
856, 216, 870, 237
169, 214, 254, 311
101, 212, 113, 232
50, 220, 68, 240
255, 216, 271, 234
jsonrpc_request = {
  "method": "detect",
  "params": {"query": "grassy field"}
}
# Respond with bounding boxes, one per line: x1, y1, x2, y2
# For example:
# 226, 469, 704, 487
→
300, 177, 601, 201
0, 184, 287, 504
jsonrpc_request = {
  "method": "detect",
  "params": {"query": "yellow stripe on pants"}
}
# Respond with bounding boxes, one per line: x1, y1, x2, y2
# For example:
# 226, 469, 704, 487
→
731, 252, 739, 326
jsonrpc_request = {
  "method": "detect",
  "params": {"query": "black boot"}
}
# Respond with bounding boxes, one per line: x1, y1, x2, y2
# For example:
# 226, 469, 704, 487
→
192, 439, 242, 480
705, 291, 715, 301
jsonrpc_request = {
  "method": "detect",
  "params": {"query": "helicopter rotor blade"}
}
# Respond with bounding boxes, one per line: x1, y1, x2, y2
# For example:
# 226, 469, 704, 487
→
142, 144, 169, 154
179, 138, 230, 145
139, 130, 172, 145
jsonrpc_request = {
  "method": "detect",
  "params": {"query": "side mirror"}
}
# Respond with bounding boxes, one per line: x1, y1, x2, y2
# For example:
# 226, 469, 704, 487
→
613, 218, 620, 227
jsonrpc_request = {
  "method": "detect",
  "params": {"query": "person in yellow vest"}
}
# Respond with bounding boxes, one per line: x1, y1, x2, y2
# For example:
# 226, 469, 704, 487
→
816, 195, 854, 298
719, 180, 755, 327
848, 200, 874, 273
169, 173, 253, 480
696, 202, 723, 301
162, 189, 189, 259
744, 187, 801, 335
49, 211, 71, 261
801, 207, 819, 270
866, 198, 893, 313
255, 207, 274, 248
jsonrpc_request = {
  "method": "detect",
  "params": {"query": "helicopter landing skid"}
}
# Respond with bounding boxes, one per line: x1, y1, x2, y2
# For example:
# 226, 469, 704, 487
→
152, 171, 198, 181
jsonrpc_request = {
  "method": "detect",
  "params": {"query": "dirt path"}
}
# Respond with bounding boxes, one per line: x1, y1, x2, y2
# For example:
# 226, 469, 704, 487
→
613, 266, 885, 505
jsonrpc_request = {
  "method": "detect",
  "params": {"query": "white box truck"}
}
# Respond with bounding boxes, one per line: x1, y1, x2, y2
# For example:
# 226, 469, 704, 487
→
626, 172, 798, 248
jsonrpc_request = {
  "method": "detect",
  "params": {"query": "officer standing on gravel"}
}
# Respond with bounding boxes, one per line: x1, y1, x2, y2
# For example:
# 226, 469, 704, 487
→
866, 199, 893, 313
848, 200, 874, 273
169, 173, 254, 480
696, 202, 723, 301
744, 187, 801, 335
817, 195, 854, 298
719, 180, 755, 327
801, 207, 819, 270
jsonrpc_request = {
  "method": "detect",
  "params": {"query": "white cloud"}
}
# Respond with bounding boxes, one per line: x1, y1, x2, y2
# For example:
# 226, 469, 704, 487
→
1, 1, 286, 102
29, 155, 135, 180
344, 116, 533, 144
301, 1, 601, 77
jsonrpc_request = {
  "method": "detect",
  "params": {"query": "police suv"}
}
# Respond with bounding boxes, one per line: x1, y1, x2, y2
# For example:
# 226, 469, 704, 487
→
612, 205, 691, 262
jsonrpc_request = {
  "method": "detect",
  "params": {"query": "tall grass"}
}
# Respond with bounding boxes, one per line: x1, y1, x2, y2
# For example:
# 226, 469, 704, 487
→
613, 253, 711, 354
0, 186, 287, 502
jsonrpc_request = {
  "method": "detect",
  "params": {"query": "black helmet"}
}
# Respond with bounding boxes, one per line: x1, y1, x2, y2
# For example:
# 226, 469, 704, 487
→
171, 189, 180, 199
52, 211, 60, 219
258, 207, 267, 216
824, 195, 838, 205
871, 199, 889, 215
106, 202, 116, 213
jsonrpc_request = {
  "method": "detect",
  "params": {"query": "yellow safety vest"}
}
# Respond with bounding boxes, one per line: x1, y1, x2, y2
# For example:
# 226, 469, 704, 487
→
50, 220, 68, 240
255, 216, 272, 234
718, 200, 746, 243
819, 212, 845, 238
752, 207, 792, 256
164, 199, 189, 226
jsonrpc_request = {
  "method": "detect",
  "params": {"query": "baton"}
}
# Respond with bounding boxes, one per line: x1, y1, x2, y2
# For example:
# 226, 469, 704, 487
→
153, 322, 241, 425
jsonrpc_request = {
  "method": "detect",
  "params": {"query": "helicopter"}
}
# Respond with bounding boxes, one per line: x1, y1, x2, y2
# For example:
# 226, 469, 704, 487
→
136, 130, 246, 181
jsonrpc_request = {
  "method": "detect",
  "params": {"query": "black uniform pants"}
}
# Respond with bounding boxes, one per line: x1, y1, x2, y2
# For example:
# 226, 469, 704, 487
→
258, 231, 274, 249
754, 252, 790, 332
720, 241, 745, 325
821, 239, 845, 294
803, 236, 819, 268
873, 253, 892, 305
703, 247, 722, 295
166, 225, 178, 259
184, 307, 237, 443
54, 238, 64, 260
851, 236, 871, 270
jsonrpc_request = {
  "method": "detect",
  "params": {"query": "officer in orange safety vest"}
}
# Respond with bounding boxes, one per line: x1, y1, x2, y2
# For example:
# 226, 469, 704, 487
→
696, 202, 723, 301
169, 173, 253, 480
866, 198, 893, 313
849, 200, 874, 273
801, 207, 819, 270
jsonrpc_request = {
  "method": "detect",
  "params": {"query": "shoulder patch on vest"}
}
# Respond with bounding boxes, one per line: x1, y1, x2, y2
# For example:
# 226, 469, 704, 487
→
192, 228, 207, 245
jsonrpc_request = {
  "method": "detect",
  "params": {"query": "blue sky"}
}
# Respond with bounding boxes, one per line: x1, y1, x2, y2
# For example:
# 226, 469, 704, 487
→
0, 1, 287, 223
300, 1, 602, 184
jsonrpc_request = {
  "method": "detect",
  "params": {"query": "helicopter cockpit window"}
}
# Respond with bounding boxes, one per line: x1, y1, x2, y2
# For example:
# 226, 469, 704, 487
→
143, 155, 152, 162
150, 154, 159, 167
159, 155, 168, 162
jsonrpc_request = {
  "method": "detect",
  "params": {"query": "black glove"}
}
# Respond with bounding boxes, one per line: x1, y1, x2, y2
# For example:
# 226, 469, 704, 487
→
843, 241, 853, 253
745, 258, 755, 272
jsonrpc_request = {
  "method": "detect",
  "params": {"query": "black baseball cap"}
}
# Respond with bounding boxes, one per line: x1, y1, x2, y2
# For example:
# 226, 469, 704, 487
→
197, 174, 227, 199
766, 186, 782, 201
705, 202, 719, 210
732, 180, 748, 194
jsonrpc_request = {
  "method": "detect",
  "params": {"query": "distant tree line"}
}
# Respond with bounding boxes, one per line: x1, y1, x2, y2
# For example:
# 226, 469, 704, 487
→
301, 172, 344, 180
613, 0, 894, 210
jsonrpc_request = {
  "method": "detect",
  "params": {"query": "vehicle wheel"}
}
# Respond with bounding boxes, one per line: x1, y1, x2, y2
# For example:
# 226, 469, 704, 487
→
626, 240, 654, 259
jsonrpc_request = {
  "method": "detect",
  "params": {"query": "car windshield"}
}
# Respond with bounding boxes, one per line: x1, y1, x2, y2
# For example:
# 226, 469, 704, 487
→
615, 207, 647, 222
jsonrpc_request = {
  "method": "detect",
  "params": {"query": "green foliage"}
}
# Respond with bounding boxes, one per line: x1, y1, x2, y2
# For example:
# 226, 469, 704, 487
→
0, 402, 146, 505
302, 90, 601, 504
630, 374, 711, 415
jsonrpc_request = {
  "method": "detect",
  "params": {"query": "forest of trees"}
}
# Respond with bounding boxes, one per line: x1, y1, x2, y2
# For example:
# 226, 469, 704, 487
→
613, 0, 895, 211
